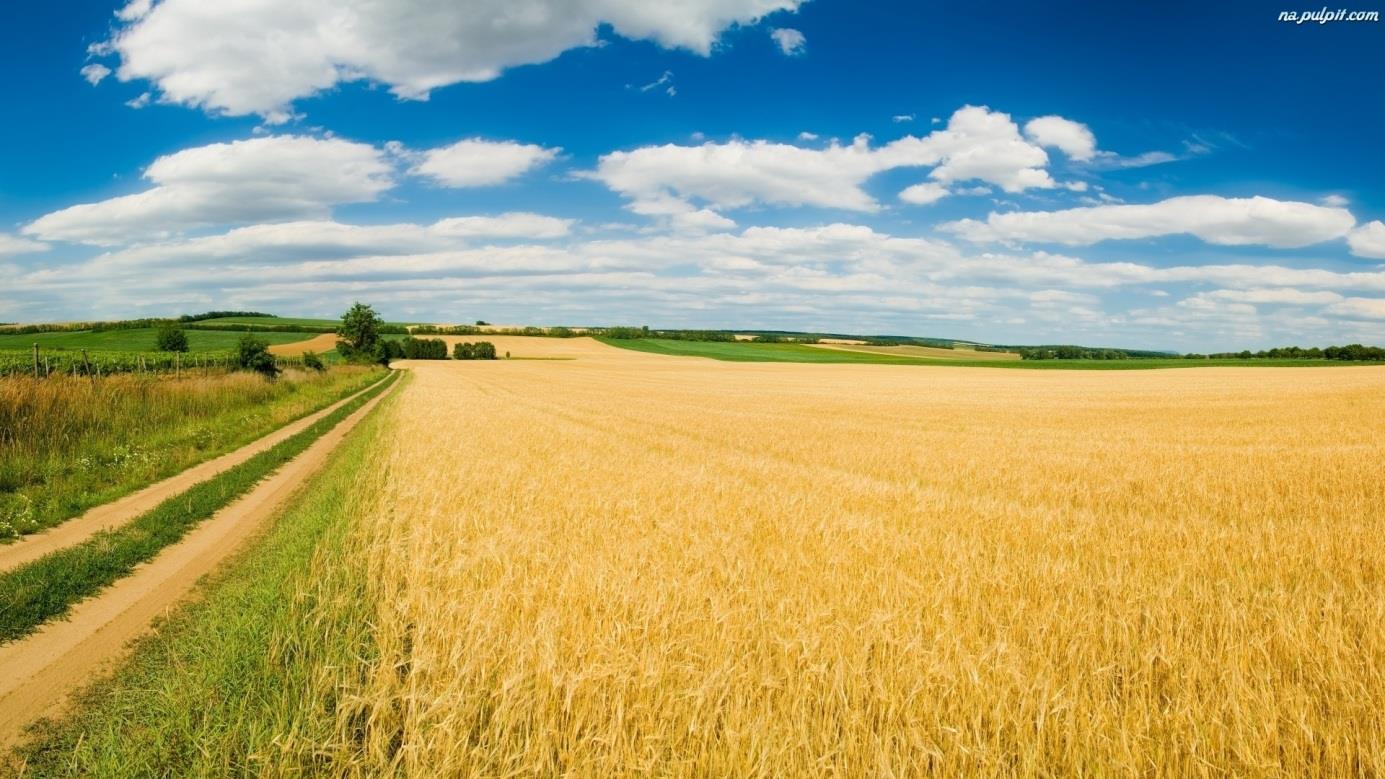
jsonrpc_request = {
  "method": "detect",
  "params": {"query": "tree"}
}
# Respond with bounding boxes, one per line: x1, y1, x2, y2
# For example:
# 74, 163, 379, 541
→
301, 350, 326, 372
338, 302, 382, 353
453, 341, 497, 360
155, 324, 189, 353
236, 333, 279, 377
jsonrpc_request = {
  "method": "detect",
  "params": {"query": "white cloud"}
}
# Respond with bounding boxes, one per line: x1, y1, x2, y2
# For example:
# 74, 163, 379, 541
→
80, 64, 111, 85
880, 105, 1056, 192
125, 92, 151, 109
23, 135, 393, 245
892, 114, 915, 123
1023, 115, 1096, 161
797, 131, 819, 141
634, 70, 676, 96
770, 27, 806, 55
1204, 288, 1344, 305
1086, 150, 1180, 170
0, 234, 48, 257
408, 138, 559, 188
1347, 221, 1385, 259
1321, 194, 1350, 208
590, 135, 890, 214
944, 195, 1356, 249
432, 213, 573, 239
588, 105, 1067, 219
1330, 297, 1385, 320
103, 0, 804, 122
898, 182, 948, 205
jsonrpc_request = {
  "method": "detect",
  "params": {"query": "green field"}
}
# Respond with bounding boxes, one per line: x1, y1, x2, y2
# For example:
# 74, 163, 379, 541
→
596, 338, 1379, 369
0, 328, 312, 353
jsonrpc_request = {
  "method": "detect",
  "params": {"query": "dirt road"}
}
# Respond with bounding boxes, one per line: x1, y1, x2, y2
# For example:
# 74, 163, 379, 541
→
0, 374, 398, 749
0, 377, 387, 574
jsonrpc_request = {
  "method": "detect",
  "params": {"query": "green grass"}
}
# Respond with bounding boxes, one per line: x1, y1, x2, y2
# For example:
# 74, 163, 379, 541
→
7, 374, 400, 775
1, 367, 384, 540
0, 370, 397, 645
596, 338, 1384, 370
0, 328, 312, 353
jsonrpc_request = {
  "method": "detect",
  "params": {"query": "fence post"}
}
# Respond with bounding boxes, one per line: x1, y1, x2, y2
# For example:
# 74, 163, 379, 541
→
32, 343, 39, 379
176, 351, 181, 379
82, 349, 92, 379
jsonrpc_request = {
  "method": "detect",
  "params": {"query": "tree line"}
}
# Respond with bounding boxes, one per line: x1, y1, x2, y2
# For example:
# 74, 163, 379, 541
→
1185, 344, 1385, 361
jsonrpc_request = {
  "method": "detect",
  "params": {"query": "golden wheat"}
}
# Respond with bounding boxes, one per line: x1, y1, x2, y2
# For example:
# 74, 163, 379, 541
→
330, 338, 1385, 776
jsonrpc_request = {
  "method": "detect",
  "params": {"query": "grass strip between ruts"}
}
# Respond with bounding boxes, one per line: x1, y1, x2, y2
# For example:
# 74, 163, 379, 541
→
0, 369, 398, 644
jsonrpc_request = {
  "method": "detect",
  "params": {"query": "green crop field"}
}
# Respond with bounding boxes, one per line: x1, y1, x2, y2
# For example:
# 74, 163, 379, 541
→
0, 328, 312, 353
596, 338, 1375, 369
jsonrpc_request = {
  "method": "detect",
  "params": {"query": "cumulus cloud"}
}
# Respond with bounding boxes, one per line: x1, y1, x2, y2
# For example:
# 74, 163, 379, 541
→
880, 105, 1056, 192
23, 135, 393, 245
1347, 220, 1385, 259
944, 195, 1356, 249
770, 27, 806, 55
1023, 115, 1096, 161
100, 0, 804, 121
408, 138, 559, 187
588, 105, 1071, 219
0, 233, 48, 257
80, 63, 111, 85
898, 182, 949, 205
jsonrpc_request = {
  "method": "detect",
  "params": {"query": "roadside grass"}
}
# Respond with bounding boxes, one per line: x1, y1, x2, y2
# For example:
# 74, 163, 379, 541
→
0, 328, 312, 353
0, 370, 397, 644
0, 367, 383, 540
597, 337, 1379, 369
6, 374, 401, 776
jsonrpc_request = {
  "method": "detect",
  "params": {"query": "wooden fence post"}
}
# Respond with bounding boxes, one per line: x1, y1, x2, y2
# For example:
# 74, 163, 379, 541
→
175, 351, 181, 379
32, 343, 39, 379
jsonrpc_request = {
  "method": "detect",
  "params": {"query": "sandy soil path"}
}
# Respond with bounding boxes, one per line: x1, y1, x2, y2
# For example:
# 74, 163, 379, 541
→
0, 374, 398, 748
0, 376, 387, 574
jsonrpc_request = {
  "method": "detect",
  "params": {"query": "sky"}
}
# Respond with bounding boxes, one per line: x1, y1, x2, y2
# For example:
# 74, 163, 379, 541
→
2, 0, 1384, 350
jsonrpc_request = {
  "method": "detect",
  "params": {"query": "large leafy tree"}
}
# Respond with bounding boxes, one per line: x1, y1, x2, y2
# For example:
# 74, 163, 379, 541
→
338, 302, 382, 353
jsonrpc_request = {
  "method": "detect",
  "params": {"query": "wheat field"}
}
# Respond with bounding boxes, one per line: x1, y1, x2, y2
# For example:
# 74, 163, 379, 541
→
327, 338, 1384, 776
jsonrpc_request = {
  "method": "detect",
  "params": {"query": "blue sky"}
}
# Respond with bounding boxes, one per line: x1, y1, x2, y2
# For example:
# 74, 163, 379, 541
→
3, 0, 1384, 350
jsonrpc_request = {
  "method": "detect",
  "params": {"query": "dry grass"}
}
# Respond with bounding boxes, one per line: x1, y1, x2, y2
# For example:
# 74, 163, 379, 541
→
324, 343, 1384, 774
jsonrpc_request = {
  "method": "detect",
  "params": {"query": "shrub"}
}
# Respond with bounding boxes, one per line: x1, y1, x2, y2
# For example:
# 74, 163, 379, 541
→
155, 325, 189, 353
301, 351, 326, 372
236, 334, 279, 377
